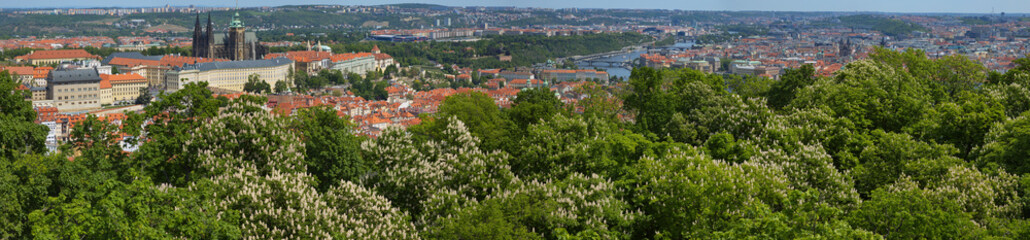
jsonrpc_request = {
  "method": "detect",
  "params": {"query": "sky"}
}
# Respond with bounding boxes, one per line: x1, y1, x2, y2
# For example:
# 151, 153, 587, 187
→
2, 0, 1029, 14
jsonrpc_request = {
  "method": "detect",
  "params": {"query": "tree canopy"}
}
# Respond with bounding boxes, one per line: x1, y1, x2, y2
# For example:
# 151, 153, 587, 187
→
3, 50, 1030, 239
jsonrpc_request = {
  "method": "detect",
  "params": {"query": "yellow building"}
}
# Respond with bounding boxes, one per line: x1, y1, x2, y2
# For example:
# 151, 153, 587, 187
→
99, 77, 113, 105
165, 58, 293, 92
101, 73, 148, 104
16, 49, 100, 65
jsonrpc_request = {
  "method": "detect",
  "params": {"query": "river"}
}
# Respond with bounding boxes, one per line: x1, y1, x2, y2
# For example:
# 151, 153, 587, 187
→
577, 41, 695, 80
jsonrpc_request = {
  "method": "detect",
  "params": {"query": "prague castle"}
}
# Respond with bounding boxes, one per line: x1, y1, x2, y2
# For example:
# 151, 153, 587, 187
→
192, 12, 267, 61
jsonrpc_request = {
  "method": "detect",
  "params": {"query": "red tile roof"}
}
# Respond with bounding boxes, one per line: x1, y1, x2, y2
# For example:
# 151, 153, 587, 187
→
0, 66, 34, 76
15, 49, 98, 60
99, 78, 112, 89
101, 73, 147, 84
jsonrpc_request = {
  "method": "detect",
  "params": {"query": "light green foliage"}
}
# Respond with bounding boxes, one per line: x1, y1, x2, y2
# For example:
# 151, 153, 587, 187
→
630, 146, 790, 239
187, 101, 418, 239
985, 72, 1030, 118
758, 108, 870, 170
851, 130, 962, 197
726, 74, 774, 99
847, 177, 985, 239
415, 91, 510, 150
906, 91, 1006, 158
976, 111, 1030, 175
790, 60, 930, 133
430, 174, 637, 240
513, 114, 650, 181
572, 82, 622, 122
362, 117, 515, 224
746, 144, 861, 208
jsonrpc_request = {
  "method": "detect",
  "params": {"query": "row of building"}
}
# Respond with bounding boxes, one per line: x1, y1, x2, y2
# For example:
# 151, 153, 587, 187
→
6, 46, 397, 113
16, 69, 147, 112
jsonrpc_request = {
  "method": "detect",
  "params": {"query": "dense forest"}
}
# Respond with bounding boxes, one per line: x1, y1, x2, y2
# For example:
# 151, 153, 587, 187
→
3, 48, 1030, 239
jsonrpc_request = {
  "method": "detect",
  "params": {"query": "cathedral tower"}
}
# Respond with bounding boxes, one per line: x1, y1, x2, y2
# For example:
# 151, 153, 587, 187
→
228, 12, 247, 60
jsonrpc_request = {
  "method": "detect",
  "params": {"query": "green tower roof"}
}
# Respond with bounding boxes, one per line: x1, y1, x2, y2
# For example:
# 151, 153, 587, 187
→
229, 12, 244, 28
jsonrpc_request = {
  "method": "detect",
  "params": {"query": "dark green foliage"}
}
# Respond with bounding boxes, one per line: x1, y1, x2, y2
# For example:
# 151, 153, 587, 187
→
131, 82, 223, 186
767, 64, 816, 110
134, 87, 152, 105
350, 73, 388, 101
292, 107, 367, 191
0, 71, 48, 159
243, 74, 272, 94
507, 87, 564, 129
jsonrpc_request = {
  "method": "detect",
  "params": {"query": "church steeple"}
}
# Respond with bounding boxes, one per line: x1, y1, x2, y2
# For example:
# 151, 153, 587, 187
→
205, 13, 214, 58
229, 12, 244, 28
192, 14, 201, 57
193, 14, 201, 38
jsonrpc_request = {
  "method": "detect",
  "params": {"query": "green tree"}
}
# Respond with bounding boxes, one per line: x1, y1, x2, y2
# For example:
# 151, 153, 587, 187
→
291, 106, 367, 191
847, 177, 984, 239
131, 82, 223, 186
507, 86, 564, 129
767, 64, 816, 110
0, 70, 47, 158
413, 91, 510, 151
976, 111, 1030, 175
623, 67, 673, 136
134, 87, 151, 105
243, 74, 271, 94
274, 80, 289, 93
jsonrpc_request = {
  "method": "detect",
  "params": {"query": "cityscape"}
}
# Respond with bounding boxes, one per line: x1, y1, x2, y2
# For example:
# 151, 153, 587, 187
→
2, 1, 1030, 239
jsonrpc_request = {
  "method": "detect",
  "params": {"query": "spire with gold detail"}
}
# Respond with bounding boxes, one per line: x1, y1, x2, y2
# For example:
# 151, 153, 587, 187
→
229, 0, 243, 28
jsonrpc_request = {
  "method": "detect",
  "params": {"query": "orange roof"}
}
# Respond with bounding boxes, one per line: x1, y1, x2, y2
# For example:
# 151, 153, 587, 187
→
331, 52, 374, 62
266, 51, 333, 62
159, 55, 226, 67
99, 78, 112, 89
33, 67, 53, 79
15, 49, 98, 60
108, 57, 161, 67
0, 66, 34, 76
373, 53, 392, 60
101, 73, 147, 84
107, 55, 225, 68
371, 45, 380, 52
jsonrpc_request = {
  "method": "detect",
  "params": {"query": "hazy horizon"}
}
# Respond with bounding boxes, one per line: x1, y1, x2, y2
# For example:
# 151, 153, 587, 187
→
2, 0, 1029, 14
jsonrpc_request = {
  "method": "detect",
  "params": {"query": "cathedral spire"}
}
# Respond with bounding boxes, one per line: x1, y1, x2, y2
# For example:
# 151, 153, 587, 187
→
193, 14, 201, 40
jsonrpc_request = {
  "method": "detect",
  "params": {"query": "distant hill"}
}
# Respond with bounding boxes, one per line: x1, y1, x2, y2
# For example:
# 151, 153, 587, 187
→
386, 3, 451, 10
145, 24, 188, 33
